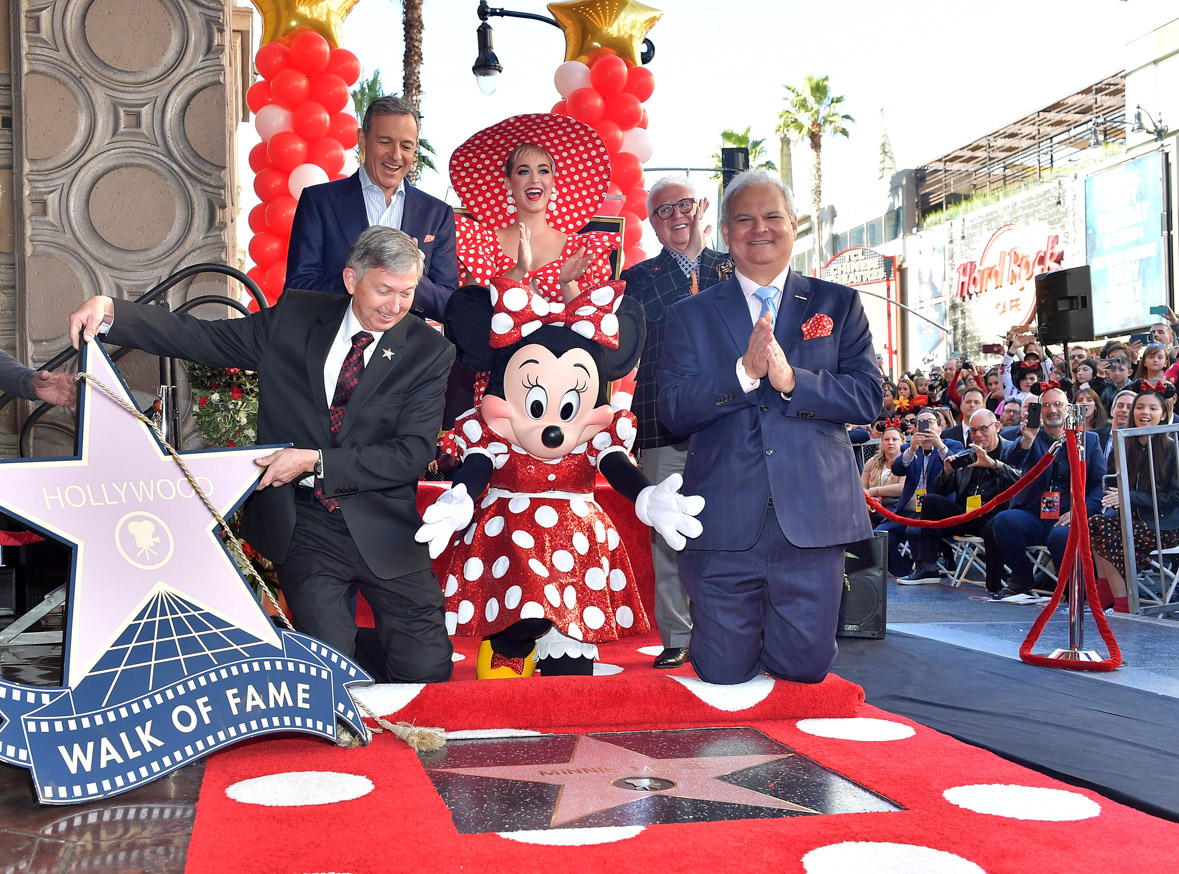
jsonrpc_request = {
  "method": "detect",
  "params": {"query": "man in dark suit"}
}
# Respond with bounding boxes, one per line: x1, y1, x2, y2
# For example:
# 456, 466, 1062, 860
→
286, 95, 458, 321
992, 384, 1105, 601
658, 171, 881, 686
623, 175, 727, 671
68, 227, 456, 683
941, 384, 986, 447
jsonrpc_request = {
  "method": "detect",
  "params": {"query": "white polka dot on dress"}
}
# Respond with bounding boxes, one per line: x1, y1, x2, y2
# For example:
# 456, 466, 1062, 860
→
445, 611, 457, 635
563, 585, 577, 609
485, 598, 499, 622
583, 605, 605, 629
607, 528, 620, 550
594, 520, 606, 542
615, 606, 634, 628
484, 516, 505, 537
585, 567, 606, 590
492, 556, 511, 578
608, 569, 627, 591
444, 575, 458, 597
462, 419, 482, 442
535, 506, 559, 528
509, 496, 531, 513
520, 601, 545, 619
553, 550, 574, 572
457, 600, 475, 624
512, 530, 535, 548
529, 558, 550, 578
570, 499, 589, 517
592, 432, 612, 451
463, 557, 484, 581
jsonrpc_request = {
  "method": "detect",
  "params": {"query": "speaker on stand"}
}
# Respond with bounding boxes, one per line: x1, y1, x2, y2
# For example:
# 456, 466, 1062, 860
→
1035, 266, 1093, 346
838, 532, 887, 639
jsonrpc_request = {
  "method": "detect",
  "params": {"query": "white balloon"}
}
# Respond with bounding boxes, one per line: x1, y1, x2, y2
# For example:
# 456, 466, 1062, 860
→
288, 163, 330, 199
553, 61, 591, 98
620, 127, 653, 163
254, 104, 293, 141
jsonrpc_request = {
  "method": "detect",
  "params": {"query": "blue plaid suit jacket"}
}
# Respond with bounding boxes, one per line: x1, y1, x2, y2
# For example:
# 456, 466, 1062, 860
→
622, 247, 729, 449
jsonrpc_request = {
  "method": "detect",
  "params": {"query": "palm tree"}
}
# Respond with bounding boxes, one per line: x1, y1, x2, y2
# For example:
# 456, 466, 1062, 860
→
401, 0, 423, 116
350, 70, 436, 180
777, 75, 853, 265
710, 127, 777, 182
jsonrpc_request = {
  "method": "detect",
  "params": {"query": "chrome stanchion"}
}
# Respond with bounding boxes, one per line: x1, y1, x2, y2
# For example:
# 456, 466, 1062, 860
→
1049, 404, 1101, 662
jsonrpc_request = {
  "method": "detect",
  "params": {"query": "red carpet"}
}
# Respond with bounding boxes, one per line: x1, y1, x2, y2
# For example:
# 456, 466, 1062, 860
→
186, 633, 1179, 873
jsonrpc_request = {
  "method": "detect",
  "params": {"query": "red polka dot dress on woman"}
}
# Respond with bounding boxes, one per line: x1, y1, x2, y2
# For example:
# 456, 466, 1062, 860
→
441, 407, 650, 649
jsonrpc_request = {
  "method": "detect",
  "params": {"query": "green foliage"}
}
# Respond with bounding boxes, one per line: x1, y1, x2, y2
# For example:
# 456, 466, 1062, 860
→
710, 126, 777, 181
777, 75, 854, 147
349, 70, 437, 178
186, 364, 258, 448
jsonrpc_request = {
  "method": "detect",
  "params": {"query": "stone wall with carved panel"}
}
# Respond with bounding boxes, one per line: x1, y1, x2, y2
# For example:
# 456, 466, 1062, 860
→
3, 0, 251, 457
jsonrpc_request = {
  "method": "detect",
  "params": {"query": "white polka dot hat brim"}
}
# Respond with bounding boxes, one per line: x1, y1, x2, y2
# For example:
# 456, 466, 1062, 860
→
450, 113, 612, 234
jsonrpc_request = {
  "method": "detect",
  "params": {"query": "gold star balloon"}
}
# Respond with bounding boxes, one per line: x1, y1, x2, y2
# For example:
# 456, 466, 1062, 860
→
548, 0, 662, 65
249, 0, 360, 47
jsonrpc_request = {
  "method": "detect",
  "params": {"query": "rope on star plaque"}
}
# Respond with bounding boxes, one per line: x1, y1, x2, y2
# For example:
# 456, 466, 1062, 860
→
76, 370, 446, 752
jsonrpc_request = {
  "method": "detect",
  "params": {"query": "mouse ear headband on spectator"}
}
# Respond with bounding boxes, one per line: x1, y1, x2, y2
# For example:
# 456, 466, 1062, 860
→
1015, 361, 1041, 380
875, 416, 903, 432
1133, 379, 1177, 401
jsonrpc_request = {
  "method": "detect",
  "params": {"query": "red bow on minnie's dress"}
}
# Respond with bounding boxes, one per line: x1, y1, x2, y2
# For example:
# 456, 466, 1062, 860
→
488, 277, 624, 349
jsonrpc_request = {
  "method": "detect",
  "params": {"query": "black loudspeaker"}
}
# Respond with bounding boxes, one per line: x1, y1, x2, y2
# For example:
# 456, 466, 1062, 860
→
838, 532, 887, 639
721, 147, 749, 191
1035, 266, 1093, 345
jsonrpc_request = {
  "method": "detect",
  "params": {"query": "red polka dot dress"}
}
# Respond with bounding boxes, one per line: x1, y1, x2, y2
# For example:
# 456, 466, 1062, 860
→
441, 407, 650, 644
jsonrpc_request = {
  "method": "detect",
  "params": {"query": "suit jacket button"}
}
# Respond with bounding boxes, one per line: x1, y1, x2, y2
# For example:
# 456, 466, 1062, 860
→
760, 405, 769, 412
765, 449, 774, 456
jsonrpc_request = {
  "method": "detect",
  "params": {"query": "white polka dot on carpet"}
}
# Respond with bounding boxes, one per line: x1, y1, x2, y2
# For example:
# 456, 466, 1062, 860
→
802, 842, 985, 873
593, 662, 622, 675
349, 683, 424, 716
498, 826, 644, 845
447, 728, 542, 739
226, 771, 373, 806
944, 784, 1101, 820
637, 645, 662, 656
796, 717, 915, 741
670, 674, 774, 710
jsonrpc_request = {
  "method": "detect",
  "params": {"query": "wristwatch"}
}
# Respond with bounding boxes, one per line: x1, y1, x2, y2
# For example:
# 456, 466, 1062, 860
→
313, 450, 324, 478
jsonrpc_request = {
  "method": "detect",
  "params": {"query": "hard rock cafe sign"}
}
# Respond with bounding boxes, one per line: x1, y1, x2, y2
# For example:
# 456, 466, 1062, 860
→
953, 224, 1064, 338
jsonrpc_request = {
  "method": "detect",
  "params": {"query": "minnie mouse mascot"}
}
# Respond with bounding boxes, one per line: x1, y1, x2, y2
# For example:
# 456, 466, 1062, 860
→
415, 278, 705, 678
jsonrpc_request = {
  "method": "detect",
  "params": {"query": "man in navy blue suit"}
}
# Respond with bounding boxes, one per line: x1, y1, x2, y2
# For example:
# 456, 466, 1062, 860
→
286, 95, 458, 321
991, 383, 1105, 601
658, 171, 881, 685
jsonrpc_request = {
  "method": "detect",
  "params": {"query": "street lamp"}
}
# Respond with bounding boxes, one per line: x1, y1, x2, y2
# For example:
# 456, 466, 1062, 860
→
1130, 104, 1167, 142
472, 1, 561, 95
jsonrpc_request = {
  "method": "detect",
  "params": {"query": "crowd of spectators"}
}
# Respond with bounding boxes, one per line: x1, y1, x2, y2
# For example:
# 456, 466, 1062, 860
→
854, 315, 1179, 611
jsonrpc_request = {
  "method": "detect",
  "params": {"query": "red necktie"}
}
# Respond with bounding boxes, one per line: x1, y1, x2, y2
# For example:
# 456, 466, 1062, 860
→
315, 331, 374, 511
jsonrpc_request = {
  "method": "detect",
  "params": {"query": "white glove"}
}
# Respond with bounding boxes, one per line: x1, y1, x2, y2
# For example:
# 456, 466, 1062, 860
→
635, 473, 705, 551
414, 484, 474, 559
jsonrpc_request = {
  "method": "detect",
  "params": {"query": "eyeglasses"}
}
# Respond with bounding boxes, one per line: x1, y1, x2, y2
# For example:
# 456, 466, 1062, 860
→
652, 198, 697, 220
968, 424, 997, 433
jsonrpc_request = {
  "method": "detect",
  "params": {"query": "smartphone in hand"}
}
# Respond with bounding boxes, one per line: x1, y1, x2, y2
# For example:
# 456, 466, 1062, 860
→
1026, 402, 1042, 430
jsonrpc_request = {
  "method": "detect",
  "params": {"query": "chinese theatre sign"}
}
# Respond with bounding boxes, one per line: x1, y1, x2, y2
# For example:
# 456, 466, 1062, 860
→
954, 224, 1063, 337
820, 246, 898, 376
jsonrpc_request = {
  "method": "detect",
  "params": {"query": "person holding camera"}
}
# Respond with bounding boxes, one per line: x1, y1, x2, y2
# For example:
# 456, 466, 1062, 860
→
876, 408, 964, 580
990, 382, 1106, 601
901, 409, 1020, 588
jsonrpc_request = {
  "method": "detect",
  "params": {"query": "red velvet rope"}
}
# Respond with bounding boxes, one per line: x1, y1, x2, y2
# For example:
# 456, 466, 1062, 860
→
1019, 431, 1122, 671
0, 530, 43, 546
865, 446, 1058, 528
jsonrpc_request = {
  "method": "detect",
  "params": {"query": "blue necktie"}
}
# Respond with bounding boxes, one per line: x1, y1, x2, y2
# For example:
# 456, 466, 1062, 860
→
754, 286, 778, 326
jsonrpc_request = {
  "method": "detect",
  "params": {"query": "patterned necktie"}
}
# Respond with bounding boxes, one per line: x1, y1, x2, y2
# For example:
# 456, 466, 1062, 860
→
315, 330, 374, 511
754, 286, 778, 326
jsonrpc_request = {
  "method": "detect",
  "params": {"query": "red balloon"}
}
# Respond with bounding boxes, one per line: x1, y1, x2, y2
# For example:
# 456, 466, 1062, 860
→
270, 68, 310, 109
292, 102, 330, 140
265, 195, 298, 236
638, 110, 649, 130
325, 48, 361, 85
612, 151, 643, 191
309, 73, 349, 113
307, 137, 346, 176
551, 99, 568, 116
248, 231, 284, 268
247, 203, 269, 235
624, 66, 655, 102
590, 55, 628, 97
248, 141, 271, 173
264, 260, 288, 294
246, 264, 267, 289
604, 91, 643, 129
255, 42, 290, 80
253, 167, 289, 202
566, 87, 605, 123
623, 246, 647, 269
625, 187, 648, 221
267, 130, 308, 173
591, 118, 623, 155
246, 80, 272, 114
328, 112, 359, 149
621, 212, 643, 250
288, 32, 330, 76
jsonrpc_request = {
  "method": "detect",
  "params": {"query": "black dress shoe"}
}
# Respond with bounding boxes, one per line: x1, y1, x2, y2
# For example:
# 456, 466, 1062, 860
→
653, 647, 690, 669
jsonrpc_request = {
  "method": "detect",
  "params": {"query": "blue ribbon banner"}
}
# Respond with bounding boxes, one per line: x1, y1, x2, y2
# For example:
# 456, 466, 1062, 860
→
0, 630, 369, 804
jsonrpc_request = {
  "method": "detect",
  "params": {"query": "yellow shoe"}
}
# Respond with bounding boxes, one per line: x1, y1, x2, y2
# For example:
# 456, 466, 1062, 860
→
476, 639, 537, 679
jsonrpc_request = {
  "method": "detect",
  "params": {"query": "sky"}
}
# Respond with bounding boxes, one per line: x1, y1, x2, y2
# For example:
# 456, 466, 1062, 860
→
241, 0, 1178, 249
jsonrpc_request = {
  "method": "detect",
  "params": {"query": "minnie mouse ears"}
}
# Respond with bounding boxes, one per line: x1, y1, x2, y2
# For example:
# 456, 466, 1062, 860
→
1034, 378, 1073, 400
1133, 378, 1178, 401
874, 416, 903, 433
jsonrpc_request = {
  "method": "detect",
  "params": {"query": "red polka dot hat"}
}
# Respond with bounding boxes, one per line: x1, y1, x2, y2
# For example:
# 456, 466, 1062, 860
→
449, 113, 612, 234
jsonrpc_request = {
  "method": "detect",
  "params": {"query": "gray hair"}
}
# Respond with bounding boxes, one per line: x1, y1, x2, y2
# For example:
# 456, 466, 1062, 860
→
719, 170, 797, 224
646, 174, 697, 218
345, 226, 422, 279
362, 95, 420, 135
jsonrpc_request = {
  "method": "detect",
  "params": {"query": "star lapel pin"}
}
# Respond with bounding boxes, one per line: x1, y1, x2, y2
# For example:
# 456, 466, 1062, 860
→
382, 348, 395, 360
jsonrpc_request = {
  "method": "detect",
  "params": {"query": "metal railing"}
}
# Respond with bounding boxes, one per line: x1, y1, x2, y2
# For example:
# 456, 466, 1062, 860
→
1110, 422, 1179, 616
0, 264, 266, 458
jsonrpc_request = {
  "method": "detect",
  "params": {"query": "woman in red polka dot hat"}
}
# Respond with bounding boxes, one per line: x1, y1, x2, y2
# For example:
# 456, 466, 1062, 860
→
415, 283, 704, 679
449, 113, 620, 306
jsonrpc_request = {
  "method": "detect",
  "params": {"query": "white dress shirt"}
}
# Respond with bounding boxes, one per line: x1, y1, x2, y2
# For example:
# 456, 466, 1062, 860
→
358, 165, 406, 230
734, 266, 791, 392
323, 304, 385, 407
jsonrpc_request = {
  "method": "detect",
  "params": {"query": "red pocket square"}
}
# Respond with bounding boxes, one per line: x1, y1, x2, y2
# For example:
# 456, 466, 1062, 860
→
802, 313, 834, 340
423, 234, 436, 243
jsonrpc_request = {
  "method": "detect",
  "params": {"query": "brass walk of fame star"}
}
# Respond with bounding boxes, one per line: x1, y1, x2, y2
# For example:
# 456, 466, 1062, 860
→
430, 734, 817, 827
